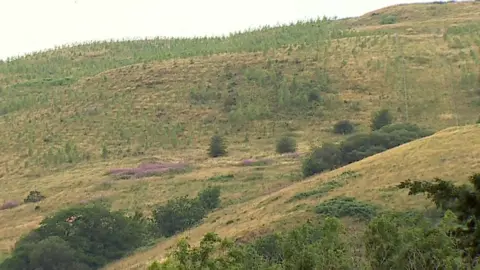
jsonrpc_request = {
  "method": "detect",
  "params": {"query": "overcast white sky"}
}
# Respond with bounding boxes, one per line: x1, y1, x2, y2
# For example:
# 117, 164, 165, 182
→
0, 0, 439, 60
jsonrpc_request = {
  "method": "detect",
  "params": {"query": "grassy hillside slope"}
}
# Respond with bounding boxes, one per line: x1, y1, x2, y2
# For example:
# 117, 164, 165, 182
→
107, 124, 480, 269
0, 0, 479, 268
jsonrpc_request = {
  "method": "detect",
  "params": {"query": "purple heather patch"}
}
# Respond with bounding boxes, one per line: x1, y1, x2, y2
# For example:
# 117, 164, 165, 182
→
0, 200, 20, 210
108, 162, 189, 179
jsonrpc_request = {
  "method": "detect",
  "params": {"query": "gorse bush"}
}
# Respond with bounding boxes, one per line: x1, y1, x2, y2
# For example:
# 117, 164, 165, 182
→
275, 136, 297, 154
208, 134, 227, 158
333, 120, 355, 135
371, 108, 393, 131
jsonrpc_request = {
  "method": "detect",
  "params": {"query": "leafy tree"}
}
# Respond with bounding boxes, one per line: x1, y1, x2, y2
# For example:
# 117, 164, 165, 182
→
208, 135, 227, 158
371, 109, 393, 131
398, 173, 480, 264
275, 136, 297, 154
333, 120, 355, 135
364, 211, 464, 270
1, 204, 147, 269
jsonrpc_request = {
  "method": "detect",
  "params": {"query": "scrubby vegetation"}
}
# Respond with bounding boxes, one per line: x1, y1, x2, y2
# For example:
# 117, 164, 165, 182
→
275, 136, 297, 154
333, 120, 355, 135
370, 109, 394, 131
0, 187, 221, 269
302, 123, 433, 177
147, 173, 480, 269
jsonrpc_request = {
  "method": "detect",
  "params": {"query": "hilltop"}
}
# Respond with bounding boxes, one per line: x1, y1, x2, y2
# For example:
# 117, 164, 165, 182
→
0, 1, 479, 269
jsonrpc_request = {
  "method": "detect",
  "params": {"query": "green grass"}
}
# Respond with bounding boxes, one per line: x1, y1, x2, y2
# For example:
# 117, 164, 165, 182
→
287, 170, 359, 202
315, 196, 379, 221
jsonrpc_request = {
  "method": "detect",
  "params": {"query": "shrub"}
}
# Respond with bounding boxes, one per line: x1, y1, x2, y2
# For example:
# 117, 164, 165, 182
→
153, 187, 222, 237
477, 116, 480, 124
24, 191, 46, 203
1, 204, 148, 269
340, 123, 432, 164
315, 196, 378, 221
153, 218, 354, 269
302, 143, 342, 177
153, 197, 206, 237
370, 109, 393, 131
302, 123, 431, 178
380, 15, 397, 25
275, 136, 297, 154
208, 134, 227, 158
198, 186, 221, 210
333, 120, 355, 135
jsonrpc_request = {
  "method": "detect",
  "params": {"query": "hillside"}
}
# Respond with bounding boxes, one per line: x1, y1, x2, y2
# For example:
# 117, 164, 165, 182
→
107, 124, 480, 269
0, 0, 479, 269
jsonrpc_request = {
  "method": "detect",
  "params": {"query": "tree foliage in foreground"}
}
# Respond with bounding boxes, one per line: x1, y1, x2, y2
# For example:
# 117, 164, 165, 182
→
1, 186, 222, 270
398, 173, 480, 263
150, 173, 480, 270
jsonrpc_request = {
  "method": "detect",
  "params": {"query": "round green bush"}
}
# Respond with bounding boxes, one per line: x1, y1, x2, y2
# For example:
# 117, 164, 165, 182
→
276, 136, 297, 154
333, 120, 355, 135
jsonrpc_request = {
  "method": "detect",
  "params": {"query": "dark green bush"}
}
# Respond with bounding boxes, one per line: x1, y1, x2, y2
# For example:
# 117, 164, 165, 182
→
302, 123, 432, 177
302, 143, 342, 177
333, 120, 355, 135
208, 134, 227, 158
275, 136, 297, 154
370, 109, 393, 131
1, 204, 148, 270
0, 236, 90, 270
153, 197, 206, 237
153, 187, 221, 237
24, 190, 46, 203
198, 186, 221, 210
341, 123, 432, 164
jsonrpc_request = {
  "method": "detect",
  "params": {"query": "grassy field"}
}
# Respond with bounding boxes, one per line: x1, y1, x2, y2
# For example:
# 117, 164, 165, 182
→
0, 1, 479, 269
